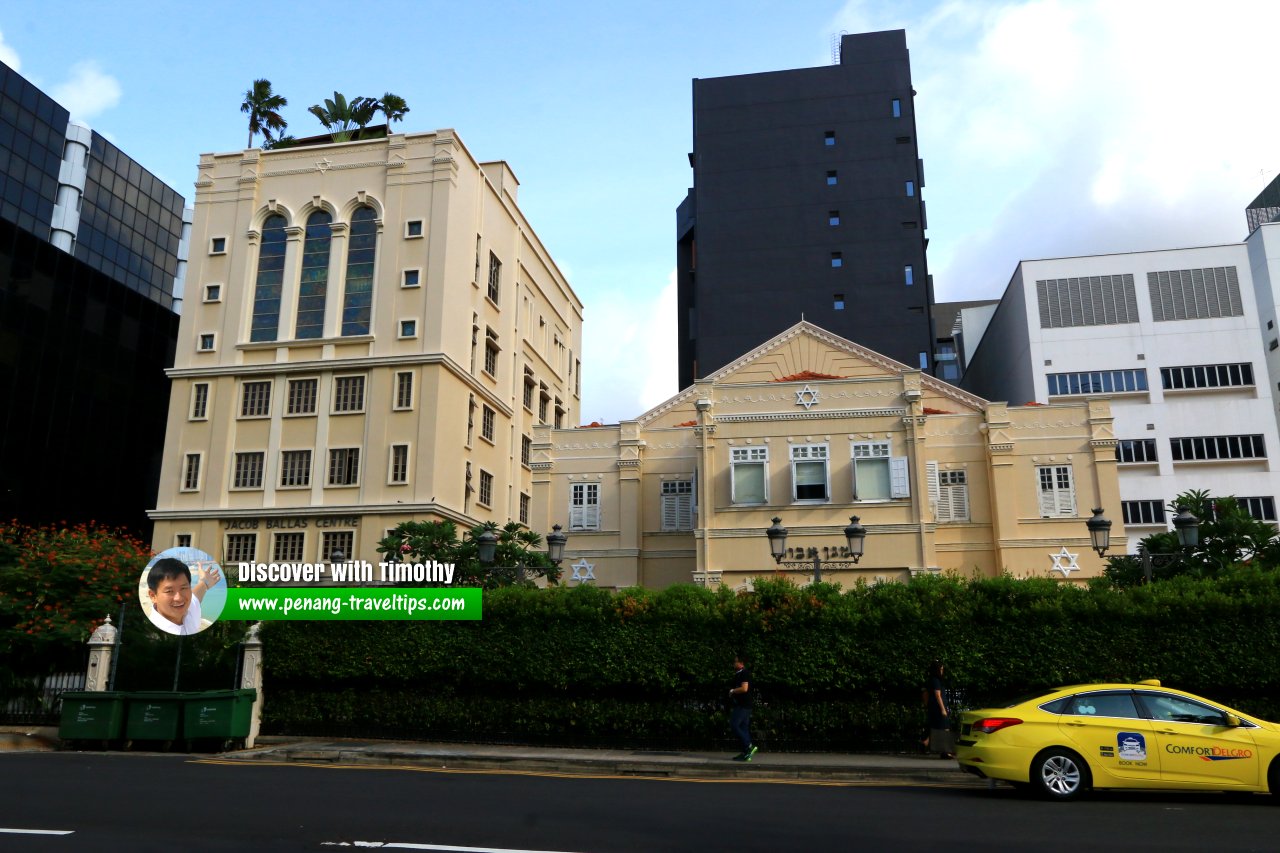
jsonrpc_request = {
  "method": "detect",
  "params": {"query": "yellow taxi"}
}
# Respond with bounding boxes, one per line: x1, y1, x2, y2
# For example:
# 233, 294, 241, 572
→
955, 680, 1280, 800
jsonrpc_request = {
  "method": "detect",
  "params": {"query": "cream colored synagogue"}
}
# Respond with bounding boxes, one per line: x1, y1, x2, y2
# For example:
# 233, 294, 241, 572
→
526, 322, 1128, 589
150, 129, 584, 563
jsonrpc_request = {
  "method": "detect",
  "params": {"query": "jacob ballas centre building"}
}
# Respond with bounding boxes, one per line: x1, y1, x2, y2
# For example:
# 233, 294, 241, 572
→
149, 128, 583, 563
527, 321, 1127, 589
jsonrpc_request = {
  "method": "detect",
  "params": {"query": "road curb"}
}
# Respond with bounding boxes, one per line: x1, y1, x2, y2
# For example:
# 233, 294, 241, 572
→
220, 744, 978, 786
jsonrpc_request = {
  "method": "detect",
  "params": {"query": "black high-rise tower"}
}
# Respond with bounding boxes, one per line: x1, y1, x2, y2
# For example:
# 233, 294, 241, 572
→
677, 30, 934, 387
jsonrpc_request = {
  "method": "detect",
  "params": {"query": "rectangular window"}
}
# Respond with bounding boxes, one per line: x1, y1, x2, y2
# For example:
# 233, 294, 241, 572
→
791, 444, 829, 502
240, 380, 271, 418
904, 265, 914, 286
487, 252, 501, 302
405, 220, 423, 238
824, 130, 835, 146
926, 463, 969, 522
398, 319, 417, 339
484, 328, 500, 376
478, 470, 493, 507
661, 480, 695, 531
1122, 500, 1165, 526
1116, 439, 1158, 463
1160, 362, 1255, 390
919, 352, 929, 370
481, 406, 495, 442
905, 180, 915, 197
830, 252, 843, 268
287, 378, 317, 415
1236, 496, 1278, 522
853, 442, 910, 501
1170, 434, 1266, 461
333, 375, 366, 413
731, 447, 768, 505
1036, 465, 1076, 517
190, 383, 209, 420
519, 493, 530, 525
203, 284, 221, 302
273, 532, 305, 562
554, 398, 564, 430
395, 371, 414, 410
199, 333, 215, 352
181, 453, 201, 492
328, 448, 360, 486
892, 98, 902, 118
523, 370, 536, 410
233, 452, 264, 489
209, 237, 226, 254
279, 449, 311, 488
390, 444, 409, 484
321, 531, 353, 562
828, 210, 840, 226
539, 384, 550, 423
175, 534, 192, 548
522, 435, 532, 467
1047, 369, 1148, 396
402, 269, 420, 288
826, 170, 838, 186
570, 482, 601, 530
225, 533, 256, 564
834, 293, 845, 310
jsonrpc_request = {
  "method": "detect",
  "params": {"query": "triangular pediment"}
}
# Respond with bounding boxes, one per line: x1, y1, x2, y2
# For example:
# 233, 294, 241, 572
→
638, 321, 987, 426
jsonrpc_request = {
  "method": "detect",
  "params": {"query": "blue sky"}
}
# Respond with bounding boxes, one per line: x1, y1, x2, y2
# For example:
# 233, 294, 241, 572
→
4, 1, 1279, 422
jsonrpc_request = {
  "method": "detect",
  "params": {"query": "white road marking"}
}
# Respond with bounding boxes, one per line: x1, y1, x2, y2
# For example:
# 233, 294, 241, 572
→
0, 827, 75, 835
321, 843, 585, 852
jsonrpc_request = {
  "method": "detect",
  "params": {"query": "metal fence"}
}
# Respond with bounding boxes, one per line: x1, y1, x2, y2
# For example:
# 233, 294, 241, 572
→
1, 672, 85, 725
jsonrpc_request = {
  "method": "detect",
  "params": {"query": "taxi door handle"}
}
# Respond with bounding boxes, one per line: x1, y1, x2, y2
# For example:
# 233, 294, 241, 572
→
1064, 721, 1088, 727
1157, 728, 1180, 736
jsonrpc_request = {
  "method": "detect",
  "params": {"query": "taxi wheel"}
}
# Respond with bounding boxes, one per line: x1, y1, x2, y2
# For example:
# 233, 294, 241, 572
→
1031, 748, 1090, 801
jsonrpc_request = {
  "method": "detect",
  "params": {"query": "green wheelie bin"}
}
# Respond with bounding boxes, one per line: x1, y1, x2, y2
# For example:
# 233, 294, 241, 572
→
58, 692, 126, 745
125, 692, 184, 743
182, 689, 257, 749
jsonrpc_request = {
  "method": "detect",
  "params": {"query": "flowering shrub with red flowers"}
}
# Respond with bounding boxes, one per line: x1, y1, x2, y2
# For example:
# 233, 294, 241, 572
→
0, 520, 151, 674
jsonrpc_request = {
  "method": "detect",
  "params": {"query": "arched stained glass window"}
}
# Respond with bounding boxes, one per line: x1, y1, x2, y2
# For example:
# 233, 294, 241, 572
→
342, 206, 378, 336
295, 210, 332, 339
250, 214, 287, 342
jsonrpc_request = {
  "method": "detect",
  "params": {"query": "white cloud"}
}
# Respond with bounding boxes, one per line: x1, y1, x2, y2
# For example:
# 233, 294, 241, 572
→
0, 29, 19, 70
830, 0, 1280, 300
51, 61, 122, 121
580, 269, 679, 424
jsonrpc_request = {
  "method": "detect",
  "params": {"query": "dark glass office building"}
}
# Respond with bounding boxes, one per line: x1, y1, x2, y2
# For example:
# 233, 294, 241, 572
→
677, 30, 935, 387
0, 60, 184, 532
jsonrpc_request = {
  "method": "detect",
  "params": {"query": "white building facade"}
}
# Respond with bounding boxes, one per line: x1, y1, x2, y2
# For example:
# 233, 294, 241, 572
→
961, 242, 1280, 542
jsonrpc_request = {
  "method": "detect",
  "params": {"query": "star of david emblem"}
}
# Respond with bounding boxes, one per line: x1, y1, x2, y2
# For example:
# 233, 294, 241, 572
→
795, 384, 820, 410
315, 157, 333, 173
570, 558, 596, 582
1049, 546, 1080, 576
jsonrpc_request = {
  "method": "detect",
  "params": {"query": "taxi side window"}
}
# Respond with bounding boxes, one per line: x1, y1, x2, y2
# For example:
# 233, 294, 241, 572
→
1137, 692, 1227, 726
1063, 691, 1140, 718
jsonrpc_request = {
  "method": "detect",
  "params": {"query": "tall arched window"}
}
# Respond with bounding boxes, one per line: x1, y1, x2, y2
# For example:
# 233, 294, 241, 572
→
295, 210, 332, 339
250, 214, 288, 342
342, 206, 377, 336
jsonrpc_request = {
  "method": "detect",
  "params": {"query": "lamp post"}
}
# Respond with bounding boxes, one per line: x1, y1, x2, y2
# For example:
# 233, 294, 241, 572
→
1089, 505, 1199, 583
476, 524, 569, 584
765, 516, 867, 582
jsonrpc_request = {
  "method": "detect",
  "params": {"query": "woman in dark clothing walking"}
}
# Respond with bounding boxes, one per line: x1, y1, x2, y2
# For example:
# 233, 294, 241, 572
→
925, 660, 954, 758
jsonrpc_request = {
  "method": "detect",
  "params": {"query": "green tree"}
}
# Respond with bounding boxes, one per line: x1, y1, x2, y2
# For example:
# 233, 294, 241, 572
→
377, 520, 557, 589
0, 521, 151, 675
1100, 490, 1280, 587
241, 78, 288, 149
308, 92, 380, 142
376, 92, 410, 130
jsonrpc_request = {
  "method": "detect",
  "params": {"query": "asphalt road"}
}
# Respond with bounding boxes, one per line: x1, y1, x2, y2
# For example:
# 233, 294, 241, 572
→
1, 752, 1277, 852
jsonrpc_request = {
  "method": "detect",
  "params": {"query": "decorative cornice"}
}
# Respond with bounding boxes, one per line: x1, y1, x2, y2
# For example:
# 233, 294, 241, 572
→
616, 459, 641, 469
716, 407, 905, 423
1090, 439, 1120, 448
529, 462, 553, 471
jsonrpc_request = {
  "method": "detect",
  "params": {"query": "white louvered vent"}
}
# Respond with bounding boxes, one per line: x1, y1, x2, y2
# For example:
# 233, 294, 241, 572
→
1036, 275, 1139, 328
1147, 267, 1243, 322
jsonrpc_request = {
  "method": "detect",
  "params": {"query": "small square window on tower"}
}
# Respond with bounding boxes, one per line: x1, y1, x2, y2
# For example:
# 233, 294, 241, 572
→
209, 237, 227, 254
826, 170, 838, 186
405, 220, 424, 238
402, 269, 421, 288
834, 293, 845, 310
830, 252, 843, 269
824, 130, 835, 146
828, 210, 840, 226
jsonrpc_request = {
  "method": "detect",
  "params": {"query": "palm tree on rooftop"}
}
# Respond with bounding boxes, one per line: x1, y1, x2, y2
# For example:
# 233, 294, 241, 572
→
377, 93, 410, 132
241, 79, 288, 149
308, 92, 375, 142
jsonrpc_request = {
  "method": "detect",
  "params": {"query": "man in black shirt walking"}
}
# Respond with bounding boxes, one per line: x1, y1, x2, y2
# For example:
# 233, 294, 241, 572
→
729, 654, 757, 761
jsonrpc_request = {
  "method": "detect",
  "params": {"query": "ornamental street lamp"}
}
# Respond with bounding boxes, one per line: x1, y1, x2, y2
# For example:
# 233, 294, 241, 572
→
476, 524, 569, 584
765, 516, 867, 583
1089, 504, 1200, 583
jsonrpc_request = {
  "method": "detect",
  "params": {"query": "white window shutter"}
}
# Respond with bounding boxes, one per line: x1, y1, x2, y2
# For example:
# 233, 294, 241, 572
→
948, 483, 969, 522
569, 504, 585, 530
890, 457, 910, 499
1056, 468, 1076, 517
926, 461, 940, 519
691, 466, 699, 523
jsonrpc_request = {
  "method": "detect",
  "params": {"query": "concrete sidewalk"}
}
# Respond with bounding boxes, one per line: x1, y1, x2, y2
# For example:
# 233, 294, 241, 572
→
220, 737, 977, 785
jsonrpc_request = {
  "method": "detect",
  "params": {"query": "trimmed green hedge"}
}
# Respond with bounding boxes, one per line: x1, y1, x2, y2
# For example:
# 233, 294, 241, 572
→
261, 572, 1280, 749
